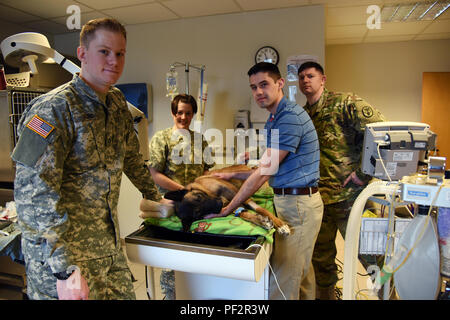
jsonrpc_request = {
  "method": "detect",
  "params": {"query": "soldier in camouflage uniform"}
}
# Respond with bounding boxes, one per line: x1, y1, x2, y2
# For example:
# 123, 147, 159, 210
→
148, 94, 215, 299
11, 18, 164, 300
298, 61, 386, 299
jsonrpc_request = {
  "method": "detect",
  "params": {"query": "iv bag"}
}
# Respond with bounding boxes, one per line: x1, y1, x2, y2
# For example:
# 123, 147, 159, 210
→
166, 70, 178, 98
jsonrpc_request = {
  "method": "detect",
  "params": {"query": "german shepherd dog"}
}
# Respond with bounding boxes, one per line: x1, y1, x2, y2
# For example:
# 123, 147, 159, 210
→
164, 165, 290, 235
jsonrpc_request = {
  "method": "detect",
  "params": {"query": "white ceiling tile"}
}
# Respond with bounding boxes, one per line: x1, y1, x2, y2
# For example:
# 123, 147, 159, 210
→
364, 34, 415, 43
0, 0, 91, 19
421, 18, 450, 34
326, 37, 363, 45
102, 3, 178, 25
326, 5, 373, 26
317, 0, 431, 9
52, 11, 112, 27
235, 0, 309, 11
327, 24, 368, 39
164, 0, 240, 18
0, 4, 40, 23
367, 20, 432, 36
414, 32, 450, 40
78, 11, 113, 25
0, 0, 447, 43
75, 0, 157, 10
313, 0, 383, 8
22, 19, 69, 35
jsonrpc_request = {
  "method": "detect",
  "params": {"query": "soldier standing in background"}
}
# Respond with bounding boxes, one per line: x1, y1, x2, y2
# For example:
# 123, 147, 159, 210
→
298, 61, 387, 300
11, 18, 167, 300
148, 93, 215, 299
210, 62, 323, 300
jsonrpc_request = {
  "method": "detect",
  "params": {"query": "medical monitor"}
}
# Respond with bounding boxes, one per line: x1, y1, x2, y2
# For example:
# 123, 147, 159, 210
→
361, 122, 436, 180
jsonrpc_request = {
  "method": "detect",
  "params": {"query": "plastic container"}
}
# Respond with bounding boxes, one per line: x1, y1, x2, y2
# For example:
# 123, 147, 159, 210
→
0, 64, 7, 90
393, 213, 441, 299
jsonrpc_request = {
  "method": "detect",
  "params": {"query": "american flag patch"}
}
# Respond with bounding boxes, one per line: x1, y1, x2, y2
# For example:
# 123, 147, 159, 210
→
26, 115, 55, 138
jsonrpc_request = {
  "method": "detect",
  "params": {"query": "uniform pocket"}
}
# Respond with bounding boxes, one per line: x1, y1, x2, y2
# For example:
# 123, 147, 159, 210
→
12, 127, 58, 167
68, 122, 103, 172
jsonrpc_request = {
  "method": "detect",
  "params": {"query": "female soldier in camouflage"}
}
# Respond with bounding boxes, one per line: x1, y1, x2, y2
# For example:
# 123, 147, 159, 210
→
148, 94, 215, 299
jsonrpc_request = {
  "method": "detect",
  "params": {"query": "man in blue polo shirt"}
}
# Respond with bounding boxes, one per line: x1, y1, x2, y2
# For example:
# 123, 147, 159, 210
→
210, 62, 323, 300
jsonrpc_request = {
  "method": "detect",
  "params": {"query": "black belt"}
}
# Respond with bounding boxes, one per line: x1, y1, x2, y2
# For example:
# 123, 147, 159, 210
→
273, 186, 318, 195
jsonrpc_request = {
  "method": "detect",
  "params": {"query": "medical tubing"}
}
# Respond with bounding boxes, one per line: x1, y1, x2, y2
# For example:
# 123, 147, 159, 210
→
343, 180, 400, 300
383, 184, 401, 264
246, 243, 287, 300
200, 68, 203, 112
375, 245, 407, 288
377, 144, 392, 182
392, 184, 444, 274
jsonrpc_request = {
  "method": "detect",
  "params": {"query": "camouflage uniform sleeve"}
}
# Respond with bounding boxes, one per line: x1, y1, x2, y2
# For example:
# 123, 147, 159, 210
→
120, 98, 162, 201
202, 134, 215, 171
148, 130, 168, 173
343, 94, 387, 182
12, 100, 74, 274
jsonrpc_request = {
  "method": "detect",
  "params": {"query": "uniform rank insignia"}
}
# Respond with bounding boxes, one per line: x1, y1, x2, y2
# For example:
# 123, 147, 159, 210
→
26, 115, 55, 138
362, 106, 374, 118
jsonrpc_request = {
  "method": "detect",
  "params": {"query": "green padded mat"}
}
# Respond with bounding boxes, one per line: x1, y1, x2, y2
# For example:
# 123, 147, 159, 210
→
143, 185, 276, 243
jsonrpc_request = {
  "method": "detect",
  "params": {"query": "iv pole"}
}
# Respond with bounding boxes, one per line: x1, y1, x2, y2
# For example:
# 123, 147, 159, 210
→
167, 62, 207, 126
170, 61, 205, 95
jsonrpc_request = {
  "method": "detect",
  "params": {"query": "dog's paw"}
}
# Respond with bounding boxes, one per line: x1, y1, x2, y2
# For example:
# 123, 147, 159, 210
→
256, 215, 273, 230
277, 224, 291, 236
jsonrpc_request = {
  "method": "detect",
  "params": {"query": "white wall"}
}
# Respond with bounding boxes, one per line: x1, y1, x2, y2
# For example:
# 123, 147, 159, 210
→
54, 6, 325, 238
325, 39, 450, 122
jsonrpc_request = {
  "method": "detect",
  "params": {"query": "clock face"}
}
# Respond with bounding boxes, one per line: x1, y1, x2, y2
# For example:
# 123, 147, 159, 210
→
255, 46, 279, 65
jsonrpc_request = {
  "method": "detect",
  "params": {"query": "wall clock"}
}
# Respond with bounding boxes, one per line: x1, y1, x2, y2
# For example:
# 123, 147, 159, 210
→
255, 46, 279, 65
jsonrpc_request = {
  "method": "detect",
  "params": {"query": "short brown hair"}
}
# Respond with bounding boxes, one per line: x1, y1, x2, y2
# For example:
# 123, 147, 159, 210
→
80, 18, 127, 48
171, 94, 198, 116
298, 61, 324, 75
247, 62, 281, 82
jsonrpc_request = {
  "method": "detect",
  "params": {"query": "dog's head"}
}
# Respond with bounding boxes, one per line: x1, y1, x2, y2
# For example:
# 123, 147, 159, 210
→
164, 189, 223, 232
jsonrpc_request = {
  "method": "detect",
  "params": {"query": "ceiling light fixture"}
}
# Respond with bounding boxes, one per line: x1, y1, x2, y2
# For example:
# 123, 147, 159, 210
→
402, 2, 420, 21
418, 1, 438, 19
381, 1, 450, 22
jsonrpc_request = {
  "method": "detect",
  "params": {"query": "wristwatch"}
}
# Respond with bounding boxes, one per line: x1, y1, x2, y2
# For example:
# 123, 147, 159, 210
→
53, 270, 74, 280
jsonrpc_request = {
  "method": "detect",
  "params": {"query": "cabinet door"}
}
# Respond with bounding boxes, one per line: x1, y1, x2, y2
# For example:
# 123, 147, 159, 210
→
421, 72, 450, 169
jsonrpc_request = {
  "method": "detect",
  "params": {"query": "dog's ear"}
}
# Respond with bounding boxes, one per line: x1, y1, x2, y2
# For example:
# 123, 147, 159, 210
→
164, 189, 188, 202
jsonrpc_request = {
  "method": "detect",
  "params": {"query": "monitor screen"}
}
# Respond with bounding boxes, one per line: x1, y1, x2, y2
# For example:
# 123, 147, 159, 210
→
361, 122, 436, 180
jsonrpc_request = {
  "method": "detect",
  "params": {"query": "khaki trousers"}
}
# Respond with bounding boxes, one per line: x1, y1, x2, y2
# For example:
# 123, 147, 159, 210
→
269, 191, 323, 300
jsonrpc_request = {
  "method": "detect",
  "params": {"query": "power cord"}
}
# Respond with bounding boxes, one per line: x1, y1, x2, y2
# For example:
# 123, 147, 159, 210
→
144, 265, 152, 300
246, 243, 287, 300
377, 144, 392, 182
